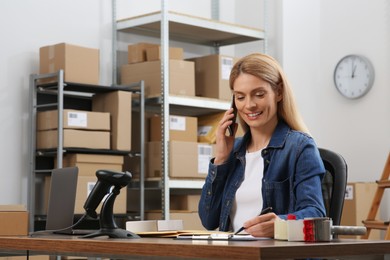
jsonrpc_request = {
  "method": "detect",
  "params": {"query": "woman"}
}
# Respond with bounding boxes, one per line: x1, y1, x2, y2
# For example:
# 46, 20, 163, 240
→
198, 53, 326, 238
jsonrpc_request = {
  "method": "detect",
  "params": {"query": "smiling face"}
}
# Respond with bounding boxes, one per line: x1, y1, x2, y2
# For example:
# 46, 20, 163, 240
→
233, 73, 282, 133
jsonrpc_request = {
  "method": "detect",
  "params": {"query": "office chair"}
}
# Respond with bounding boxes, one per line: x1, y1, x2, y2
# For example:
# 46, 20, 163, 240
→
319, 148, 348, 226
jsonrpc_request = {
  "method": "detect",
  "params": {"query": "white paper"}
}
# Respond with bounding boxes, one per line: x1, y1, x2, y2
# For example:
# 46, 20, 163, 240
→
198, 144, 213, 174
221, 57, 234, 80
67, 111, 87, 127
170, 116, 186, 131
344, 185, 353, 200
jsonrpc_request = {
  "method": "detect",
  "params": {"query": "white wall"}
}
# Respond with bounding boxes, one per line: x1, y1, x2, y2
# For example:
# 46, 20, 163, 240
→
0, 0, 113, 205
281, 0, 390, 223
0, 0, 388, 220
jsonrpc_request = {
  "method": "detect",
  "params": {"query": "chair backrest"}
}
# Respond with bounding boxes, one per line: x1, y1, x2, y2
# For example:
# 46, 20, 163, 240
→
319, 148, 348, 226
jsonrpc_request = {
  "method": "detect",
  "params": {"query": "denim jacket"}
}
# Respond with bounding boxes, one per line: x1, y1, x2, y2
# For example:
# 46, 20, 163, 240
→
198, 120, 326, 231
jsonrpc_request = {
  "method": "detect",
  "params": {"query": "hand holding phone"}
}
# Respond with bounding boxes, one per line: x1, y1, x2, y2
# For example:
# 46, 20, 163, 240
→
227, 95, 237, 136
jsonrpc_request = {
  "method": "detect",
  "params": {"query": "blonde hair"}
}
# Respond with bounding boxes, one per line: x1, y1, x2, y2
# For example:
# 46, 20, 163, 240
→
229, 53, 310, 134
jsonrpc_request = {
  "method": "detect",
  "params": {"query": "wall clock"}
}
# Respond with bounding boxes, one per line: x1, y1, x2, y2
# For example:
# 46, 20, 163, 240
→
333, 55, 375, 99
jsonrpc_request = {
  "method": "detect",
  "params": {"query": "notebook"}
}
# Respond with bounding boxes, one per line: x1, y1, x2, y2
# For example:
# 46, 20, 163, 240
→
45, 166, 96, 235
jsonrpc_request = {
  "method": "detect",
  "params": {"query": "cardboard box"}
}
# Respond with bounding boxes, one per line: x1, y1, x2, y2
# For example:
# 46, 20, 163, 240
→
340, 182, 380, 239
74, 176, 127, 214
39, 43, 99, 85
59, 154, 124, 176
127, 42, 158, 64
92, 91, 132, 151
146, 46, 184, 61
36, 129, 110, 149
150, 115, 198, 142
189, 54, 237, 101
145, 211, 204, 230
170, 194, 201, 212
37, 109, 110, 131
121, 60, 195, 97
197, 112, 245, 143
0, 205, 28, 236
147, 141, 213, 179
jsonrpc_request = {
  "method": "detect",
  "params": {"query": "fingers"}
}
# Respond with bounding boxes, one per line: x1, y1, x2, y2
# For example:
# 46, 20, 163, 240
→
248, 220, 274, 238
218, 108, 236, 135
242, 213, 277, 238
214, 108, 237, 165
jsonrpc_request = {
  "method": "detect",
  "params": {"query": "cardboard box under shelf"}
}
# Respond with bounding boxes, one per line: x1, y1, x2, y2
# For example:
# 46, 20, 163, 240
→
147, 141, 213, 179
74, 176, 126, 214
189, 54, 237, 101
36, 129, 110, 150
0, 205, 28, 236
149, 115, 198, 142
37, 109, 110, 131
58, 154, 124, 177
145, 210, 204, 230
340, 182, 381, 239
39, 42, 99, 85
92, 91, 132, 151
120, 60, 195, 97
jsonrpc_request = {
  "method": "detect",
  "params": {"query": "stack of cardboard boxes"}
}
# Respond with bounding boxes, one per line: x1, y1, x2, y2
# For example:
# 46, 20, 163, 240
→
37, 41, 240, 228
38, 43, 132, 215
36, 109, 111, 150
121, 42, 241, 180
121, 42, 237, 101
121, 43, 241, 228
121, 43, 195, 97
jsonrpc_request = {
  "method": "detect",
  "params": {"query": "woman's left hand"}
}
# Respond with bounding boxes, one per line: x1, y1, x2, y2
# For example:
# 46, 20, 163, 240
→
242, 213, 278, 238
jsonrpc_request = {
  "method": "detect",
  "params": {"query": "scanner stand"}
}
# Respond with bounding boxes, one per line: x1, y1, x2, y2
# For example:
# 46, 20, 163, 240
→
80, 188, 139, 239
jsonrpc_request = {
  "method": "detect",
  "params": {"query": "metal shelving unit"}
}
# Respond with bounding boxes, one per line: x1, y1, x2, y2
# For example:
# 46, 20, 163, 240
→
113, 0, 265, 219
27, 70, 145, 231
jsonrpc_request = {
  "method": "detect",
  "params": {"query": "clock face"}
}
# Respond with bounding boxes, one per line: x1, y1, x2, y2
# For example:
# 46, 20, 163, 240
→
333, 55, 375, 99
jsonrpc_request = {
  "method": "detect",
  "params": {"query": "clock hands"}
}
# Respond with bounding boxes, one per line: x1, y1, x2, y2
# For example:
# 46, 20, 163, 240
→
351, 61, 357, 78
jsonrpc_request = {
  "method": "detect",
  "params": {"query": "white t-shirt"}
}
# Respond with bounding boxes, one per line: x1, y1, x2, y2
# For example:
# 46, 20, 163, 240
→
230, 149, 264, 232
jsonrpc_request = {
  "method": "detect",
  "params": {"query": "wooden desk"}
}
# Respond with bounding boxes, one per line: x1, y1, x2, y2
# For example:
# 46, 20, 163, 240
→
0, 235, 389, 259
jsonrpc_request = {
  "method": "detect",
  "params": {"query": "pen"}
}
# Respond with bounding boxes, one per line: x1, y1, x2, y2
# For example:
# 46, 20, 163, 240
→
233, 207, 273, 235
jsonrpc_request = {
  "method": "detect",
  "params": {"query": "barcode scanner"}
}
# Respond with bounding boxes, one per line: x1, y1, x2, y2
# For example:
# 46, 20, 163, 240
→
81, 170, 139, 239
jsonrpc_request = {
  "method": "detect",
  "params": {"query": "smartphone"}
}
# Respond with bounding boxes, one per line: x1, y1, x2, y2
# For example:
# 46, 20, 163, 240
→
227, 95, 237, 136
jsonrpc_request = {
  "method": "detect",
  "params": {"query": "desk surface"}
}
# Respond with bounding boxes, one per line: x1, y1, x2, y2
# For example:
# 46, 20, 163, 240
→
0, 235, 389, 259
